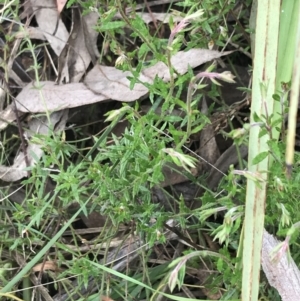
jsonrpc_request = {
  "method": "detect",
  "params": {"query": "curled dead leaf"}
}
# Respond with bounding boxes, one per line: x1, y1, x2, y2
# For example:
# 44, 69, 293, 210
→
101, 296, 115, 301
32, 261, 59, 272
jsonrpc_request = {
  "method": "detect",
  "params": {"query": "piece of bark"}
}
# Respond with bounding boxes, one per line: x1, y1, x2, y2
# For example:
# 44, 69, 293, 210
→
262, 229, 300, 301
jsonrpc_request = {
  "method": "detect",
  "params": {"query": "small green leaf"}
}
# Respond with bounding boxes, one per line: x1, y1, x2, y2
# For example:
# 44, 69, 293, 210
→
252, 151, 269, 165
272, 93, 281, 101
258, 127, 268, 138
138, 43, 151, 59
177, 263, 186, 288
191, 123, 205, 134
97, 21, 126, 31
162, 115, 183, 122
253, 112, 262, 122
270, 117, 282, 127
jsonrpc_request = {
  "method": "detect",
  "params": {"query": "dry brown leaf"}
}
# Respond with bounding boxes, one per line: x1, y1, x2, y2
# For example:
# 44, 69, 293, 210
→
16, 82, 107, 113
142, 49, 233, 82
82, 12, 100, 63
0, 111, 68, 182
16, 48, 233, 113
30, 0, 69, 56
32, 261, 59, 272
84, 65, 150, 101
0, 151, 32, 182
57, 8, 95, 83
101, 296, 115, 301
0, 105, 23, 131
15, 27, 46, 41
56, 0, 67, 14
19, 0, 33, 20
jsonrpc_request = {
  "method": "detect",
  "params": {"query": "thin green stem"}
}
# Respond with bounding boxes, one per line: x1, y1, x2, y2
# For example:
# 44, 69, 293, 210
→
176, 77, 194, 150
116, 0, 158, 57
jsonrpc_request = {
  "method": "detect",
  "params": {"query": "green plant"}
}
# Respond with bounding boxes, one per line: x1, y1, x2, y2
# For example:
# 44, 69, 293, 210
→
2, 1, 300, 301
